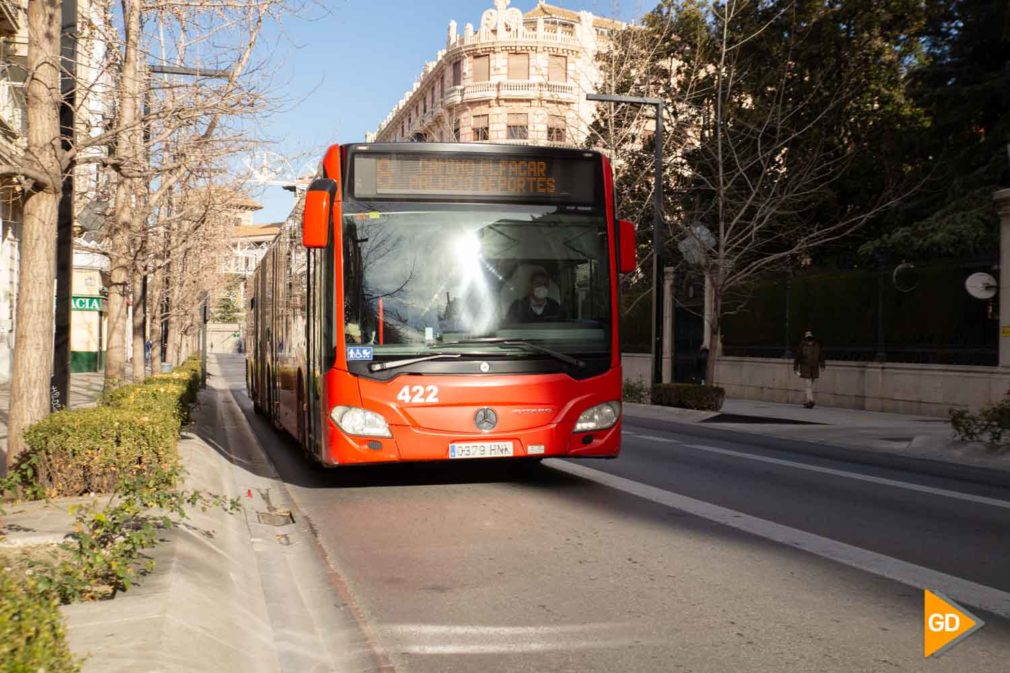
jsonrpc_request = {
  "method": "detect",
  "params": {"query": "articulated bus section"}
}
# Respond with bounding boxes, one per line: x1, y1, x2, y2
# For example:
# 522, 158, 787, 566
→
246, 142, 637, 467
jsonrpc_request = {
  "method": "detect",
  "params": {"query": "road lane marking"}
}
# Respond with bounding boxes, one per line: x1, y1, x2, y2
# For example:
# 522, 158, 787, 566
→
669, 442, 1010, 511
635, 434, 680, 443
384, 622, 660, 655
548, 460, 1010, 619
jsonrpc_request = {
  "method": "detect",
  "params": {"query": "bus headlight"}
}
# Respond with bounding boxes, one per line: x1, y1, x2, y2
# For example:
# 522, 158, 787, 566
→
330, 406, 392, 437
575, 401, 621, 432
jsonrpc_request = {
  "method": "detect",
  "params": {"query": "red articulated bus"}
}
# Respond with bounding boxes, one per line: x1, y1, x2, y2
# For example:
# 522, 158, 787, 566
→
246, 143, 637, 466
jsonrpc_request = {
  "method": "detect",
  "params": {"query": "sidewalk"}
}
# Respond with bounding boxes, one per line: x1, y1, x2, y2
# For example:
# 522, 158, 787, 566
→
624, 397, 1010, 482
1, 358, 380, 673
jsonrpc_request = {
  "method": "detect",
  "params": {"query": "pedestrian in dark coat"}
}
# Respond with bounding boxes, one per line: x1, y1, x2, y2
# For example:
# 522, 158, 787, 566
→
793, 330, 825, 408
697, 346, 709, 385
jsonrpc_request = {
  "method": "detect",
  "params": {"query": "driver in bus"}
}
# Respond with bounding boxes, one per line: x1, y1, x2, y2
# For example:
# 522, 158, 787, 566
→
505, 268, 565, 323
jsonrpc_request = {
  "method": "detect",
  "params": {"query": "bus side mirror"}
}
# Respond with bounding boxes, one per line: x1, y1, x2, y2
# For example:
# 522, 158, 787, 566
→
303, 178, 339, 248
618, 219, 637, 274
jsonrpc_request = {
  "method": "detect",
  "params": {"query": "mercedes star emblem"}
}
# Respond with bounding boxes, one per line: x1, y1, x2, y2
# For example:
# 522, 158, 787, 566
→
474, 407, 498, 432
479, 361, 491, 373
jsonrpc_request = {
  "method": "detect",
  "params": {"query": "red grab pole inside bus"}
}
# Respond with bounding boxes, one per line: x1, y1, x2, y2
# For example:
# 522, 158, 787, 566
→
378, 298, 384, 344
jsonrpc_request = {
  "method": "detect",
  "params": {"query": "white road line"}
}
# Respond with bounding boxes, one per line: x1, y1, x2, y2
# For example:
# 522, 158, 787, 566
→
664, 442, 1010, 511
386, 623, 622, 636
384, 622, 660, 655
547, 459, 1010, 619
635, 434, 680, 444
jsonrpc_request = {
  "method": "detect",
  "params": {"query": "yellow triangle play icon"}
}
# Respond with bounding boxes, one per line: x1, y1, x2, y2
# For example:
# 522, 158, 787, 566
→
923, 590, 984, 657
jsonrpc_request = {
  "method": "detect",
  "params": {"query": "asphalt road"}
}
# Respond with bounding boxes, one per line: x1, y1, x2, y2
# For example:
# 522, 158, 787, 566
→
209, 355, 1010, 673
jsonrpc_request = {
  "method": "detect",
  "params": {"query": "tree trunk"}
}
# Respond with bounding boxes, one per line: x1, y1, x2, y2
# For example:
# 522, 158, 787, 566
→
105, 0, 142, 387
5, 0, 63, 472
149, 266, 163, 372
705, 273, 722, 387
705, 320, 720, 386
131, 273, 145, 382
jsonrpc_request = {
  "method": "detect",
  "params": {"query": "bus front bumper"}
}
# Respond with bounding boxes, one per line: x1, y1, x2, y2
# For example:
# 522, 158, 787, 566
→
325, 420, 621, 465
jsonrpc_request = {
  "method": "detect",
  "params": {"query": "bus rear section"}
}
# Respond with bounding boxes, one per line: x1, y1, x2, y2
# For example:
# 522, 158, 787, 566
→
249, 142, 638, 466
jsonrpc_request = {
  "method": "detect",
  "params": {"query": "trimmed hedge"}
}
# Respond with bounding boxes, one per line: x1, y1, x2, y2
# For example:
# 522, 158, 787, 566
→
6, 359, 202, 500
651, 383, 725, 411
0, 569, 80, 673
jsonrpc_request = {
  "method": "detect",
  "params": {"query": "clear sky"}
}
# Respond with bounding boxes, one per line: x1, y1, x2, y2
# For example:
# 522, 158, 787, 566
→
249, 0, 646, 224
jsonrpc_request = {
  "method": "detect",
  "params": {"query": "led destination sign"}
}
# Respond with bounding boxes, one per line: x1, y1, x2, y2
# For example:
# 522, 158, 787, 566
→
352, 152, 597, 203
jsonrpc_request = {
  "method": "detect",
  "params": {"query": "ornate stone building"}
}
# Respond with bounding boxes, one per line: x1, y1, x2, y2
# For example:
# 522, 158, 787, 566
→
367, 0, 621, 147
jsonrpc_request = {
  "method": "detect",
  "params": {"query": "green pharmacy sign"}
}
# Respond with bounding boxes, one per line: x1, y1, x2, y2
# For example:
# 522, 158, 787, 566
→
71, 295, 103, 311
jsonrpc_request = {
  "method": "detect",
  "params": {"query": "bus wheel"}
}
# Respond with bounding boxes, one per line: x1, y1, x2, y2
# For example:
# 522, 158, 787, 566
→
248, 362, 262, 414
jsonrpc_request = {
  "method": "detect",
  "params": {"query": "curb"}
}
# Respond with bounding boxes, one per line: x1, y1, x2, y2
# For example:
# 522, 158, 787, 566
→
622, 413, 1010, 490
61, 435, 283, 673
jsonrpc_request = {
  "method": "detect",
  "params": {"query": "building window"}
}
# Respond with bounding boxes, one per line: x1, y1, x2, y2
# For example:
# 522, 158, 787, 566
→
472, 55, 490, 83
507, 113, 528, 140
548, 55, 567, 82
453, 120, 460, 142
507, 53, 529, 80
472, 114, 489, 141
452, 60, 462, 86
548, 115, 566, 143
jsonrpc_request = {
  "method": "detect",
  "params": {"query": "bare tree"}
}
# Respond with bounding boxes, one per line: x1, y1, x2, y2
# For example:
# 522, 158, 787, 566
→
105, 0, 280, 385
592, 0, 917, 384
104, 0, 143, 386
3, 0, 63, 470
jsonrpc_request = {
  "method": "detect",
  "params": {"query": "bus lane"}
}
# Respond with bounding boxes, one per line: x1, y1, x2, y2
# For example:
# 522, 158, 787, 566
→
208, 355, 1010, 673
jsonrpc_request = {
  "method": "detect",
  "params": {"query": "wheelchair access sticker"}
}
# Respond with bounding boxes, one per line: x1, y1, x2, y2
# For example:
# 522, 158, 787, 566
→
346, 346, 374, 361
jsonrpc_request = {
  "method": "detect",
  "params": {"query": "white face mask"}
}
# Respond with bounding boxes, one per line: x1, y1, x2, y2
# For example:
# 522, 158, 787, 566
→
533, 286, 549, 300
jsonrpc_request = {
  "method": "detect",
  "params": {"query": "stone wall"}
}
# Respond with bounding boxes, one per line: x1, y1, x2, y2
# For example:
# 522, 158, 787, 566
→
621, 353, 1007, 416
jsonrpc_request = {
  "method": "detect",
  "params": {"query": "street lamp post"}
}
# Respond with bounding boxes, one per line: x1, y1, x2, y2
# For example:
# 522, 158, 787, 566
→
587, 93, 667, 386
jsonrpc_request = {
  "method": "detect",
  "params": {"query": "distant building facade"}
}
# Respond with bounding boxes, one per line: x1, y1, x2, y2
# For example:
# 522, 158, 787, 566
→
0, 0, 115, 380
210, 195, 276, 353
225, 222, 279, 277
368, 0, 621, 147
0, 0, 27, 381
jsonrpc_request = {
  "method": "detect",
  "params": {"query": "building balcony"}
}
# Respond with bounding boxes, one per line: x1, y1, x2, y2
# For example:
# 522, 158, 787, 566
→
462, 81, 497, 102
0, 1, 23, 38
443, 85, 463, 106
460, 80, 577, 103
0, 77, 25, 141
491, 138, 577, 148
500, 80, 577, 100
448, 27, 581, 53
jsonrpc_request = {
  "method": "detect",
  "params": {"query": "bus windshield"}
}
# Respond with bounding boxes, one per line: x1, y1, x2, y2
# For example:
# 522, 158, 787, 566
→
342, 205, 611, 359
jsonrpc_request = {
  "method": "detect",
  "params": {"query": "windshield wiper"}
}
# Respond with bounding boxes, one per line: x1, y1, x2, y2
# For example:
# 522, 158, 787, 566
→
368, 353, 463, 372
439, 338, 585, 368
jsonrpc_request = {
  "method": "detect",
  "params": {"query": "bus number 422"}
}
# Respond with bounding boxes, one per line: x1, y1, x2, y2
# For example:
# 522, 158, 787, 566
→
397, 385, 439, 404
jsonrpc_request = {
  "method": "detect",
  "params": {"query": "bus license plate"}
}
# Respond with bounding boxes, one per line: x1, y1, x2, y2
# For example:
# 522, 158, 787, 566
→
449, 441, 514, 459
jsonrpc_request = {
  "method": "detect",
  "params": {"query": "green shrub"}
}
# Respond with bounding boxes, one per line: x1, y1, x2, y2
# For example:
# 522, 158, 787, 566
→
651, 383, 725, 411
0, 357, 230, 610
622, 378, 651, 404
950, 400, 1010, 453
0, 569, 80, 673
104, 380, 192, 423
12, 404, 180, 499
4, 360, 202, 501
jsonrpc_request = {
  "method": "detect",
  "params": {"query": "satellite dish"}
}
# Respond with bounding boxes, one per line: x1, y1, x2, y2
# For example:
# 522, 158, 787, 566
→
965, 272, 997, 300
